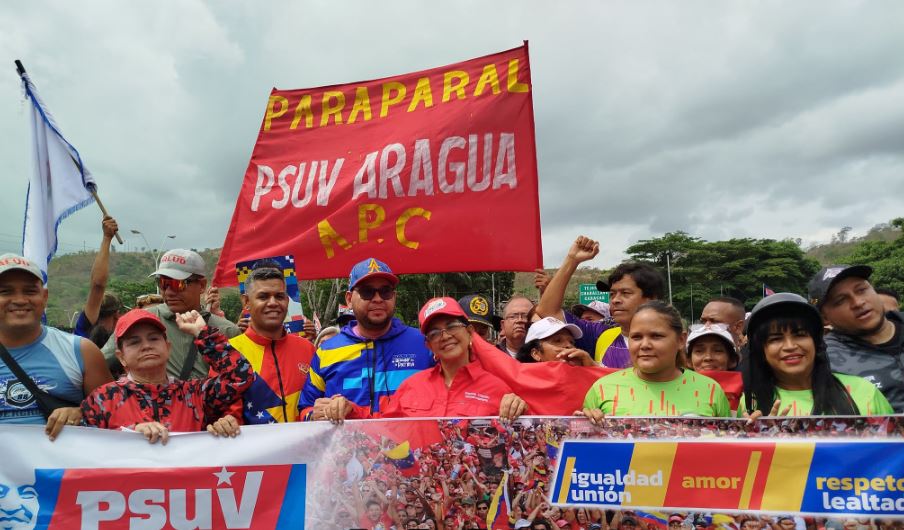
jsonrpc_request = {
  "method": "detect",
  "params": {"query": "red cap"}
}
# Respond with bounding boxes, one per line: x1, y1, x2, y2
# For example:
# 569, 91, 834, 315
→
418, 297, 468, 334
115, 308, 166, 341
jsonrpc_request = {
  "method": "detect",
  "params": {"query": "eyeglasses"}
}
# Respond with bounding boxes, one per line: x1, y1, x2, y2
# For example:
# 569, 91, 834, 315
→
355, 285, 396, 301
690, 322, 730, 332
425, 321, 468, 342
157, 277, 197, 292
504, 312, 529, 322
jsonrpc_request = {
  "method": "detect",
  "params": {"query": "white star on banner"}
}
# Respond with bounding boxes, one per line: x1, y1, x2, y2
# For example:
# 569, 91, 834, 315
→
213, 466, 234, 486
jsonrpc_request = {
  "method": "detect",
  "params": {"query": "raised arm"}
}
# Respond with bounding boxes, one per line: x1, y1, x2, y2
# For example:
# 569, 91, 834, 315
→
175, 311, 253, 422
84, 216, 118, 325
535, 236, 600, 319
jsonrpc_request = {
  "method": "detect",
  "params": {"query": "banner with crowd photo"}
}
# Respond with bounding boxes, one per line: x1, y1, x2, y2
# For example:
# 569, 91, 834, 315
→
213, 43, 542, 285
3, 417, 904, 530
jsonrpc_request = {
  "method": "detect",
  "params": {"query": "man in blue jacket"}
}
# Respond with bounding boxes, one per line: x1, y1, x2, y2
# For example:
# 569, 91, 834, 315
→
299, 258, 433, 420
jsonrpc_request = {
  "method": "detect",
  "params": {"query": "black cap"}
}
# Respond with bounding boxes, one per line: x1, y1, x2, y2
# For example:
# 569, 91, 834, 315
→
458, 294, 500, 330
745, 292, 822, 336
596, 280, 610, 292
336, 305, 355, 326
807, 265, 873, 307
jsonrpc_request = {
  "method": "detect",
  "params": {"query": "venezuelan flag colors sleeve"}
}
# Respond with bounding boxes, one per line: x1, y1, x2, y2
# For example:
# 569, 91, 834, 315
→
552, 439, 904, 516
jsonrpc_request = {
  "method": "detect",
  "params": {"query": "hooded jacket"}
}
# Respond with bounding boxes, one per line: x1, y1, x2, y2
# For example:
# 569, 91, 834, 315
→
298, 318, 434, 419
825, 311, 904, 412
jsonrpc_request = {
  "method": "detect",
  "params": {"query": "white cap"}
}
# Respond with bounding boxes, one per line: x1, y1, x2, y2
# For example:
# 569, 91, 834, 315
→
587, 300, 610, 318
150, 249, 206, 280
0, 253, 44, 283
686, 325, 736, 353
526, 316, 583, 343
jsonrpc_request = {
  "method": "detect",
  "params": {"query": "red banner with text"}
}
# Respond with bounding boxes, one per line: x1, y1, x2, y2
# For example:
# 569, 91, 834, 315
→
214, 44, 541, 285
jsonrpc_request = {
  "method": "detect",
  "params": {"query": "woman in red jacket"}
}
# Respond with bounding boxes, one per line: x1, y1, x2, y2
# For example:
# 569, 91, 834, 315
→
81, 308, 254, 443
323, 298, 527, 421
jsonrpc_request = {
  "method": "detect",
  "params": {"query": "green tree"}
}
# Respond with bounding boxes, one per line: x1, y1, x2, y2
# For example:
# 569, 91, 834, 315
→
842, 217, 904, 297
626, 234, 820, 321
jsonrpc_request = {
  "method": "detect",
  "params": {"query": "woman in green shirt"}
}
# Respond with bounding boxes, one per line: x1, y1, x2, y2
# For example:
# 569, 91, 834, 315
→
743, 293, 893, 417
581, 301, 731, 421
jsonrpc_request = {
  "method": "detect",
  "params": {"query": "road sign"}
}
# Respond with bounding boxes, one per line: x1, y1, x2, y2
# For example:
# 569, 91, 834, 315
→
578, 283, 610, 305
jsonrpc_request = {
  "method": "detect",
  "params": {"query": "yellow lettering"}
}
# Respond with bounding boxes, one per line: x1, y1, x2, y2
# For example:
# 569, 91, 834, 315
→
816, 477, 826, 490
827, 477, 840, 490
264, 95, 289, 131
442, 71, 469, 102
348, 87, 373, 124
380, 81, 407, 118
681, 476, 694, 488
357, 203, 386, 243
407, 77, 434, 112
396, 207, 431, 249
473, 64, 501, 97
507, 59, 530, 92
317, 219, 352, 259
871, 477, 886, 491
290, 95, 313, 129
320, 91, 346, 127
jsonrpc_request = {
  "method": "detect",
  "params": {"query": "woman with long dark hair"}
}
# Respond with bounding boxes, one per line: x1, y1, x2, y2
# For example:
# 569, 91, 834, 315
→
743, 293, 892, 416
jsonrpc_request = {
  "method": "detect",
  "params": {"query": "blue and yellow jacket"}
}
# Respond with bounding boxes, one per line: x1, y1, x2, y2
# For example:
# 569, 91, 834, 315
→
227, 326, 316, 423
298, 318, 434, 419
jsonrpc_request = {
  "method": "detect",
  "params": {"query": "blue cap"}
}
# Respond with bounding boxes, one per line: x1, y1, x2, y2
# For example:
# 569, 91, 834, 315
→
348, 258, 399, 290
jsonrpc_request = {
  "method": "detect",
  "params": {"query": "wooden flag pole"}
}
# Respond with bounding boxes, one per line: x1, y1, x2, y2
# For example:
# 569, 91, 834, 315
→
15, 59, 124, 245
89, 190, 124, 244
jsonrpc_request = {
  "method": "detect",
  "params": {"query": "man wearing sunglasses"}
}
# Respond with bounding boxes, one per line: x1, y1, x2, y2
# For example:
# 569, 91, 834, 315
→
299, 257, 433, 421
100, 249, 241, 380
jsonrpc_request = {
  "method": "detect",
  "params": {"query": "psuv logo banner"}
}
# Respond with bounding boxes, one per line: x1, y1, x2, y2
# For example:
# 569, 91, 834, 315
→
1, 423, 331, 529
550, 439, 904, 517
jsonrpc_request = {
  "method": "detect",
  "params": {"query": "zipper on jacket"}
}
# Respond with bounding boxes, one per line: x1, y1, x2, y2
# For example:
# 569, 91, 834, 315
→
270, 339, 289, 422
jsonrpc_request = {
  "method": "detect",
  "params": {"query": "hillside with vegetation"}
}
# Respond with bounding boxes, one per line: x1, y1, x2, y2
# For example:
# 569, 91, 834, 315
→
41, 218, 902, 327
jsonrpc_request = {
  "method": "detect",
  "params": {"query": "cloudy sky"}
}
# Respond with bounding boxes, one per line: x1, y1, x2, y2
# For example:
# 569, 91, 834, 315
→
1, 1, 902, 273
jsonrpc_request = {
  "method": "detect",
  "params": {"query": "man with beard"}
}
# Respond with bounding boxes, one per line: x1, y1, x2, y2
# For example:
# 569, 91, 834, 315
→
809, 265, 904, 411
299, 258, 433, 420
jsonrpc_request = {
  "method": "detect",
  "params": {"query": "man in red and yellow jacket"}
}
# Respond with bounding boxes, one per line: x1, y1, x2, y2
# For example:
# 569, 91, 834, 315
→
227, 263, 315, 424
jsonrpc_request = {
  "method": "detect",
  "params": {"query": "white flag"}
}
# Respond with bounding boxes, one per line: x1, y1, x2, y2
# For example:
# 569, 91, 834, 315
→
20, 69, 96, 277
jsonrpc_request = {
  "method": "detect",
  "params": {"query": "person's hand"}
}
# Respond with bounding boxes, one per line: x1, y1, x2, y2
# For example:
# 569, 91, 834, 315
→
742, 399, 790, 424
207, 415, 241, 437
303, 318, 317, 339
175, 310, 207, 337
574, 408, 605, 426
235, 312, 251, 333
325, 395, 353, 424
499, 394, 528, 423
101, 216, 119, 240
135, 421, 170, 444
311, 397, 334, 420
45, 406, 82, 441
533, 268, 551, 294
557, 347, 596, 367
567, 235, 600, 263
206, 287, 223, 316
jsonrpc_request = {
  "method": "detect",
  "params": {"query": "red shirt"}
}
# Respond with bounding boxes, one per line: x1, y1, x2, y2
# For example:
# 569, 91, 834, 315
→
82, 328, 253, 431
379, 359, 513, 417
